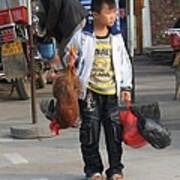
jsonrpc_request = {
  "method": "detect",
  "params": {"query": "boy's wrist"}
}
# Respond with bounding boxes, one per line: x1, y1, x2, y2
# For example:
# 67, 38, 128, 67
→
121, 87, 132, 92
121, 90, 131, 102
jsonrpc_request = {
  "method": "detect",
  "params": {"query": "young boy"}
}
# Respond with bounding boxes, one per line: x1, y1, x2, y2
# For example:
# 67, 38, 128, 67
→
62, 0, 132, 179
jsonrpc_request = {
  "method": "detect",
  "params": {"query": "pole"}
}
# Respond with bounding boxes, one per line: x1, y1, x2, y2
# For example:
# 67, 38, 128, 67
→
128, 0, 135, 57
27, 0, 37, 124
115, 0, 120, 32
135, 0, 143, 54
126, 0, 135, 102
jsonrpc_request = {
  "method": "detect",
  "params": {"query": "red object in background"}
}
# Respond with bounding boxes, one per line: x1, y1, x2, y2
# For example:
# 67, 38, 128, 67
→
49, 119, 61, 136
170, 34, 180, 49
0, 26, 17, 43
119, 106, 147, 148
0, 6, 28, 25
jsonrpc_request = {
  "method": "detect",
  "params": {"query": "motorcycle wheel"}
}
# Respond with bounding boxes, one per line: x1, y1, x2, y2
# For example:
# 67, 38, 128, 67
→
15, 78, 31, 100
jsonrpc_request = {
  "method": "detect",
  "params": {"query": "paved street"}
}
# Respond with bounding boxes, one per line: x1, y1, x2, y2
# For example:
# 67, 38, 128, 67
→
0, 56, 180, 180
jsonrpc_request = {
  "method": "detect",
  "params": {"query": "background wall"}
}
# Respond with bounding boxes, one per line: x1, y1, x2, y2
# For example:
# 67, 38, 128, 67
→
149, 0, 180, 45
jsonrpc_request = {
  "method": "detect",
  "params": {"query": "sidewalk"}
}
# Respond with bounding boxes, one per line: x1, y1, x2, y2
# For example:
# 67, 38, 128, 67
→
0, 54, 180, 180
8, 53, 180, 139
134, 55, 180, 126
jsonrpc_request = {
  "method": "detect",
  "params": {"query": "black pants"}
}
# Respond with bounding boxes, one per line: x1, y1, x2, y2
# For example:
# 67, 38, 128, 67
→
79, 90, 124, 178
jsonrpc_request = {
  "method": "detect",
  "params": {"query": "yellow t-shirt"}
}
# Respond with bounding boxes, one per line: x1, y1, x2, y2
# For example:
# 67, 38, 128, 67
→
88, 35, 116, 95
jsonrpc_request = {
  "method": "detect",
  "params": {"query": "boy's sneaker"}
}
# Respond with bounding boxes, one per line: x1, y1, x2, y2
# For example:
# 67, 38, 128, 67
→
39, 99, 55, 120
108, 173, 124, 180
86, 172, 104, 180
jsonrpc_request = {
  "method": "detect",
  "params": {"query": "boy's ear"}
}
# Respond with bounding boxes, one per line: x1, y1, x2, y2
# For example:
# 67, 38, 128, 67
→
92, 12, 99, 19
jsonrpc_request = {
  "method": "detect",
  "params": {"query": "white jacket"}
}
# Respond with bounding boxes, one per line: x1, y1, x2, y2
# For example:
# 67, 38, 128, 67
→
63, 28, 132, 101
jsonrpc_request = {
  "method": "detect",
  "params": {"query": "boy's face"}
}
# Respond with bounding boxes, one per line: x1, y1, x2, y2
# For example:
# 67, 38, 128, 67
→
93, 3, 117, 27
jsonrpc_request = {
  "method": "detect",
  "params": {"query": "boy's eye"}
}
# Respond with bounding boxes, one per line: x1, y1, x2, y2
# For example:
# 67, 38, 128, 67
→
107, 9, 116, 14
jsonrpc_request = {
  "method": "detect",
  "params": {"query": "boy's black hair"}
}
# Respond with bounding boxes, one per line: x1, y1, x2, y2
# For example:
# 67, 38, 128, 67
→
91, 0, 116, 13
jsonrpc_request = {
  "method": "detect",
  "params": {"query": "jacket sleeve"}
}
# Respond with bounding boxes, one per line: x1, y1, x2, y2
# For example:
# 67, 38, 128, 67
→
120, 37, 133, 90
61, 29, 83, 68
46, 0, 62, 36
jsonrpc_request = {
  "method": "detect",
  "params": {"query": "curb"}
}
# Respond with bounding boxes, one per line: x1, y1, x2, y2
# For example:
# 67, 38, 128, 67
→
10, 124, 53, 139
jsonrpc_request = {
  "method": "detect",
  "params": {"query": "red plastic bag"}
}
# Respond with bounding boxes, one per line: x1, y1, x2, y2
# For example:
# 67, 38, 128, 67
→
119, 104, 147, 148
49, 119, 61, 136
170, 34, 180, 49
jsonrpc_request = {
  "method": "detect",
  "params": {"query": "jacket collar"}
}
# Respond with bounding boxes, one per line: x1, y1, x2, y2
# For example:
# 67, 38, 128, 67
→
83, 21, 121, 35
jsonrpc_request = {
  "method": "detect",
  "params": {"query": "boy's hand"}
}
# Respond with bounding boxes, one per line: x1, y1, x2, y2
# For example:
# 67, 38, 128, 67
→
121, 91, 131, 102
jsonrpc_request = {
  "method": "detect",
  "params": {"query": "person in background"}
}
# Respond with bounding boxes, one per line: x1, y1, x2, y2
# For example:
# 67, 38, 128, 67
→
40, 0, 88, 57
62, 0, 132, 179
118, 2, 127, 45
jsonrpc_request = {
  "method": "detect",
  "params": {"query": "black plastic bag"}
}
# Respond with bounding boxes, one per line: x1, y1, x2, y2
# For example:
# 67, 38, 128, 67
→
133, 110, 171, 149
131, 102, 160, 120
